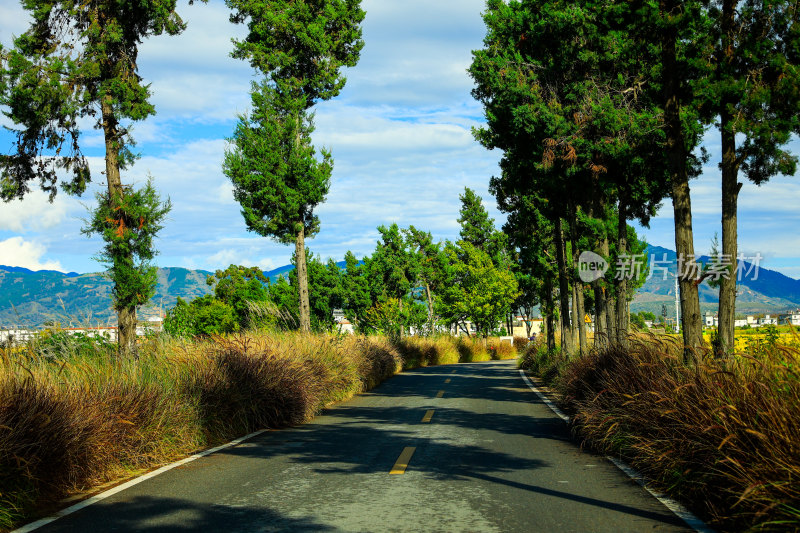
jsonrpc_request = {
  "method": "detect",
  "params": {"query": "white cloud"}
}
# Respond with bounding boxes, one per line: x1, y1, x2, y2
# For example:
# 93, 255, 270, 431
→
207, 248, 275, 272
0, 190, 74, 232
0, 237, 64, 271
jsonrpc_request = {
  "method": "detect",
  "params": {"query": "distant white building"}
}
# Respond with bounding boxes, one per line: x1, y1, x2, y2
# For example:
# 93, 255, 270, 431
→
0, 328, 37, 344
705, 313, 749, 328
778, 311, 800, 326
332, 309, 355, 335
759, 314, 778, 326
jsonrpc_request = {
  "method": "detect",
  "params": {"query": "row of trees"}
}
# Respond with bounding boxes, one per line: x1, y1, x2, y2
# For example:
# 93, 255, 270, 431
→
0, 0, 368, 355
470, 0, 800, 358
165, 188, 520, 339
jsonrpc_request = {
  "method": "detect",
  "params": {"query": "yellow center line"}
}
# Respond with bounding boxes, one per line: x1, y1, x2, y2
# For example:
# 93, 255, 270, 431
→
445, 378, 451, 383
436, 390, 445, 398
450, 369, 457, 374
389, 447, 416, 474
421, 409, 434, 423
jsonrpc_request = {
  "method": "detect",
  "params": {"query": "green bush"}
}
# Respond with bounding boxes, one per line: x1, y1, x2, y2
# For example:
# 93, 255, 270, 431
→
164, 296, 239, 337
28, 330, 115, 361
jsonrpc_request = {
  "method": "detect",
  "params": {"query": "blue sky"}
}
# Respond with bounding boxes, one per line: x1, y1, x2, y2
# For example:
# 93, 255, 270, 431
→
1, 0, 799, 279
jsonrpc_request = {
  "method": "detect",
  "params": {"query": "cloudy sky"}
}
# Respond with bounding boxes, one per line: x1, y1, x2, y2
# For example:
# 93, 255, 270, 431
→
1, 0, 799, 279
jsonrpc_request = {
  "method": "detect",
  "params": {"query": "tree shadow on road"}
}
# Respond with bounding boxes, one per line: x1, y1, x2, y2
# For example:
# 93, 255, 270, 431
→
36, 495, 334, 532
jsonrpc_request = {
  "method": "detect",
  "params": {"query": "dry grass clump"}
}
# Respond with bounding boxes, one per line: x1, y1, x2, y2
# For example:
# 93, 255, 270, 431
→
0, 359, 202, 529
340, 335, 403, 391
556, 338, 800, 531
487, 339, 517, 360
513, 336, 529, 353
455, 336, 491, 362
394, 335, 460, 368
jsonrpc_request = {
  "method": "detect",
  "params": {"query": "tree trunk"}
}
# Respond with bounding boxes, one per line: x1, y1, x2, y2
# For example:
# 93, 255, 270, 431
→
523, 306, 533, 337
578, 284, 588, 354
295, 226, 311, 332
718, 0, 739, 356
545, 276, 556, 351
568, 212, 587, 355
102, 95, 136, 358
615, 202, 629, 347
660, 1, 704, 359
554, 218, 574, 354
605, 294, 616, 343
594, 284, 607, 349
425, 283, 434, 335
398, 297, 404, 338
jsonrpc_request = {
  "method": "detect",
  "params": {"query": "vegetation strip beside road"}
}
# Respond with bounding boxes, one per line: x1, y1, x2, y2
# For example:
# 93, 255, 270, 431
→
0, 332, 516, 531
520, 338, 800, 531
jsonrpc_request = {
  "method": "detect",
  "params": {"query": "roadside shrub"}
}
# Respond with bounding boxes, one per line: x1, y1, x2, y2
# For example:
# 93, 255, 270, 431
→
395, 336, 460, 368
184, 337, 324, 439
513, 336, 529, 353
26, 330, 115, 361
517, 341, 565, 385
487, 338, 516, 360
163, 296, 239, 337
456, 336, 490, 362
556, 339, 800, 531
342, 335, 402, 390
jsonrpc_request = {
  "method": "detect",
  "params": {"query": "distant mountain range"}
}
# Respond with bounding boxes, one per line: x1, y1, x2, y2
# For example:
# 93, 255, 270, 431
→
1, 247, 798, 326
631, 245, 800, 315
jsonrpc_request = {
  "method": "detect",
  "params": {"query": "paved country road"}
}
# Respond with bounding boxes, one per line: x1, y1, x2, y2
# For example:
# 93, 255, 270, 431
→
30, 360, 691, 532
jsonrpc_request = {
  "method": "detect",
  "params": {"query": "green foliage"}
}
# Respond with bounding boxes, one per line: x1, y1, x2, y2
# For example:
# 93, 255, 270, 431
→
630, 313, 647, 331
28, 330, 115, 362
339, 251, 372, 331
207, 265, 271, 329
289, 252, 344, 330
227, 0, 365, 108
371, 223, 419, 304
224, 85, 332, 244
0, 0, 191, 200
458, 187, 509, 267
640, 311, 657, 322
163, 296, 239, 337
697, 0, 800, 186
82, 179, 171, 312
438, 241, 519, 338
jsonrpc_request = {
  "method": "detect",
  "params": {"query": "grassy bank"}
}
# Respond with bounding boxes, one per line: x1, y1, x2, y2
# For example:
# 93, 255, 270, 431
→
520, 338, 800, 531
0, 332, 518, 530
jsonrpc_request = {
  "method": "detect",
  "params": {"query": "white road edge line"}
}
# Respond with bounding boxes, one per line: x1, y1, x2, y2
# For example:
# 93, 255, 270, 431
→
11, 429, 268, 533
517, 369, 713, 533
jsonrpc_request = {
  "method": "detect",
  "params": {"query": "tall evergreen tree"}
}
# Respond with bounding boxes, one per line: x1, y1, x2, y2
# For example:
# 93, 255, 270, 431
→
699, 0, 800, 354
0, 0, 187, 356
470, 0, 671, 353
636, 0, 710, 355
225, 0, 365, 332
224, 84, 332, 333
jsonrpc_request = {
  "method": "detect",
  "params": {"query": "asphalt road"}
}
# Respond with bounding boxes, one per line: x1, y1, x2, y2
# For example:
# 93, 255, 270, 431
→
32, 360, 691, 532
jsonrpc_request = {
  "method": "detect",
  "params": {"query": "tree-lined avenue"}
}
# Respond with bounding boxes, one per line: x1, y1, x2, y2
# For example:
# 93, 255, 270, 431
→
30, 361, 690, 532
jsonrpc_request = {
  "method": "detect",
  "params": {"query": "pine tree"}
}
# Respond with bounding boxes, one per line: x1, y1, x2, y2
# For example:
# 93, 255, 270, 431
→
698, 0, 800, 354
225, 0, 365, 332
1, 0, 187, 356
